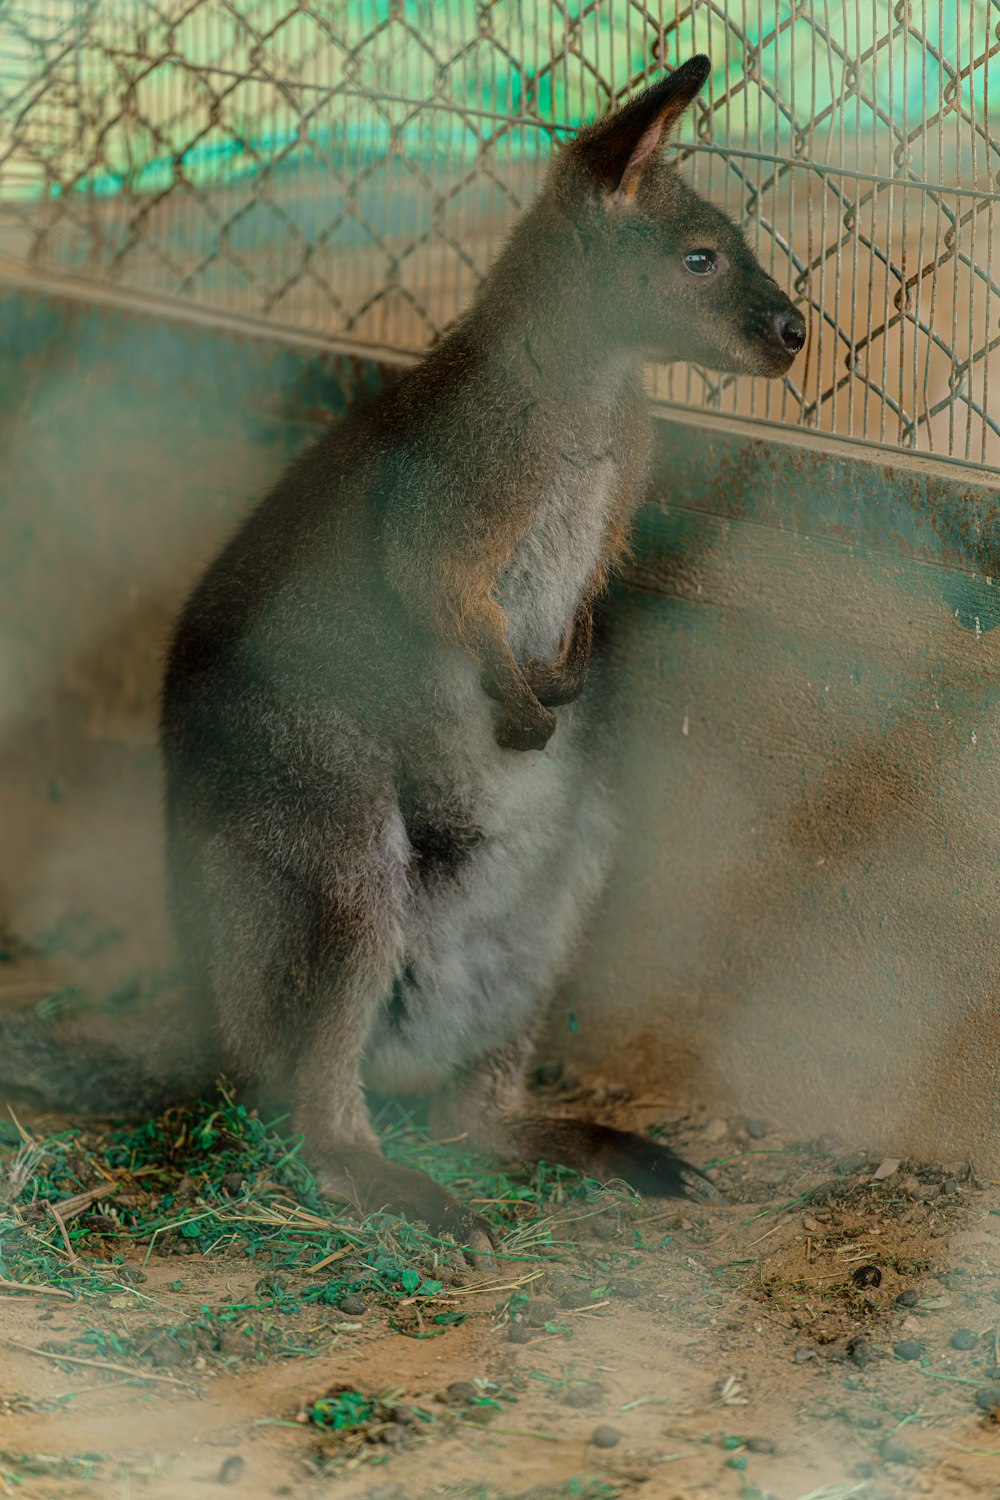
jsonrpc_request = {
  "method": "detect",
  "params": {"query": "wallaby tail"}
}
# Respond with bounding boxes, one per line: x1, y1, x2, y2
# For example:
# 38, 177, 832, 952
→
0, 1007, 218, 1119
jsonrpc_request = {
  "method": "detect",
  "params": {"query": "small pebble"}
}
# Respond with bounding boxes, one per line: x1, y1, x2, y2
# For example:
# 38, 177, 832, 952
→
508, 1324, 533, 1344
446, 1381, 479, 1404
377, 1424, 407, 1447
462, 1405, 496, 1427
746, 1119, 769, 1140
794, 1345, 818, 1363
611, 1278, 642, 1300
218, 1456, 245, 1485
893, 1340, 923, 1362
802, 1216, 820, 1233
524, 1298, 558, 1327
974, 1386, 1000, 1412
745, 1436, 776, 1454
852, 1265, 882, 1289
848, 1337, 872, 1369
915, 1183, 941, 1202
951, 1328, 978, 1351
880, 1436, 919, 1466
895, 1289, 919, 1307
338, 1294, 367, 1316
591, 1425, 621, 1449
703, 1117, 728, 1142
561, 1382, 603, 1409
943, 1178, 960, 1195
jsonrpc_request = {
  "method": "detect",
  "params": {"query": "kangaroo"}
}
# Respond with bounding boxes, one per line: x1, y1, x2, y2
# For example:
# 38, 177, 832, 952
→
0, 58, 804, 1249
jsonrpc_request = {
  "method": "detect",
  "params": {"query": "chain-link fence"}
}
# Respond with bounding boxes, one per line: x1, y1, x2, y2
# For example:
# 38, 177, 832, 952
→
1, 1, 997, 468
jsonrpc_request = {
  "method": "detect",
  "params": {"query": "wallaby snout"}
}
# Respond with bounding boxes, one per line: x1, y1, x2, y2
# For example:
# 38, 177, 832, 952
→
726, 265, 808, 377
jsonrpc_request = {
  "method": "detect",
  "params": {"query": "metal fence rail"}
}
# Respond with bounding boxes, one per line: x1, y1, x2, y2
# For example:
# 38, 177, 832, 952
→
1, 1, 997, 468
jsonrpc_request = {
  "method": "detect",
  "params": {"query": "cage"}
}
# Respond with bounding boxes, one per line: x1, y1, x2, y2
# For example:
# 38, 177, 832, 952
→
2, 0, 997, 465
3, 3, 1000, 1488
2, 0, 1000, 1297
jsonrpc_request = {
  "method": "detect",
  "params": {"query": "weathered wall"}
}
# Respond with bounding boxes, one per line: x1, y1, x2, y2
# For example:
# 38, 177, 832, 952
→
559, 421, 1000, 1167
2, 274, 998, 1168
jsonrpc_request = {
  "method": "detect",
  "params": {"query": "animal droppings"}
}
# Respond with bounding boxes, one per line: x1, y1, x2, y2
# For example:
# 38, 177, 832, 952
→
880, 1437, 920, 1466
893, 1340, 923, 1361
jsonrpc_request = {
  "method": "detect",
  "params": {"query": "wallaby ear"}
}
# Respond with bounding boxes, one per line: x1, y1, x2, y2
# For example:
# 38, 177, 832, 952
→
572, 55, 711, 203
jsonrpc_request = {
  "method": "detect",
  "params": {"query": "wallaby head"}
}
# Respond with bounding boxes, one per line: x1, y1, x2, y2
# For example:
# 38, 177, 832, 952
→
542, 55, 806, 377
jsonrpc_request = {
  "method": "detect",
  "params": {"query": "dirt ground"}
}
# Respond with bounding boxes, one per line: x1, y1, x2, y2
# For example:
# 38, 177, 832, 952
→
2, 1082, 999, 1500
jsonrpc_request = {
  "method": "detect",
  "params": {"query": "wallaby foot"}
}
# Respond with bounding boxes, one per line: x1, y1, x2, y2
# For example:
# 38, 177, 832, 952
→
319, 1146, 497, 1261
496, 701, 557, 751
431, 1048, 723, 1205
502, 1117, 725, 1204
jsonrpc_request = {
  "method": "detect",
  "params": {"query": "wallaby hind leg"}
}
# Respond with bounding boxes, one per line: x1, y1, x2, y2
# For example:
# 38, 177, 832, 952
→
197, 801, 494, 1251
431, 1041, 723, 1204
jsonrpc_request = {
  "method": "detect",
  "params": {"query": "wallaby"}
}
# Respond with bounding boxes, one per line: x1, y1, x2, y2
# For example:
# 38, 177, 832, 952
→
0, 58, 804, 1250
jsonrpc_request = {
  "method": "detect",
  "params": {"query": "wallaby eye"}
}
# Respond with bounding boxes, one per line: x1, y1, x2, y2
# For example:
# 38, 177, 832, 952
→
684, 248, 717, 275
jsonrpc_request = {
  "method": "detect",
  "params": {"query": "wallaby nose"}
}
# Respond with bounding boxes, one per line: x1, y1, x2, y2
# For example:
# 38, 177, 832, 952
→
775, 308, 806, 355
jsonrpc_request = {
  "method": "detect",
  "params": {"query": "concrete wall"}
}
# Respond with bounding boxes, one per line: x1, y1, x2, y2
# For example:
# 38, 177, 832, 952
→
2, 273, 998, 1168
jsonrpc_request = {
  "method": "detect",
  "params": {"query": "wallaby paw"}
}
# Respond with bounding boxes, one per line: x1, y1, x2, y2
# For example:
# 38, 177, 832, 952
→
536, 682, 586, 709
522, 658, 587, 708
479, 669, 506, 705
496, 705, 556, 751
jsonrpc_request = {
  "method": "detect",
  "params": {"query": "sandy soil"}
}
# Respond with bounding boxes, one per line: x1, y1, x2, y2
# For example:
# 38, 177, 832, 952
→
2, 1094, 999, 1500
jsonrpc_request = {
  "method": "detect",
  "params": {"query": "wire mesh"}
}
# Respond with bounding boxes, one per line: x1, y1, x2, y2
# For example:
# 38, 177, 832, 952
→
1, 1, 997, 468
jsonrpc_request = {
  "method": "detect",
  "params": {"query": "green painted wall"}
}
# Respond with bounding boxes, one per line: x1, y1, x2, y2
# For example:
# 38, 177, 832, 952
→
1, 275, 998, 1168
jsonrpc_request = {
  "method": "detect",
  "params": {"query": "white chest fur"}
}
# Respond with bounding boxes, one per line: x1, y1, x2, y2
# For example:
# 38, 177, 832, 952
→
500, 448, 617, 663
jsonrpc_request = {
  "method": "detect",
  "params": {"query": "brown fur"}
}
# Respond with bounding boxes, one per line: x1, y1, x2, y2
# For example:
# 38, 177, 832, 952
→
0, 59, 805, 1251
